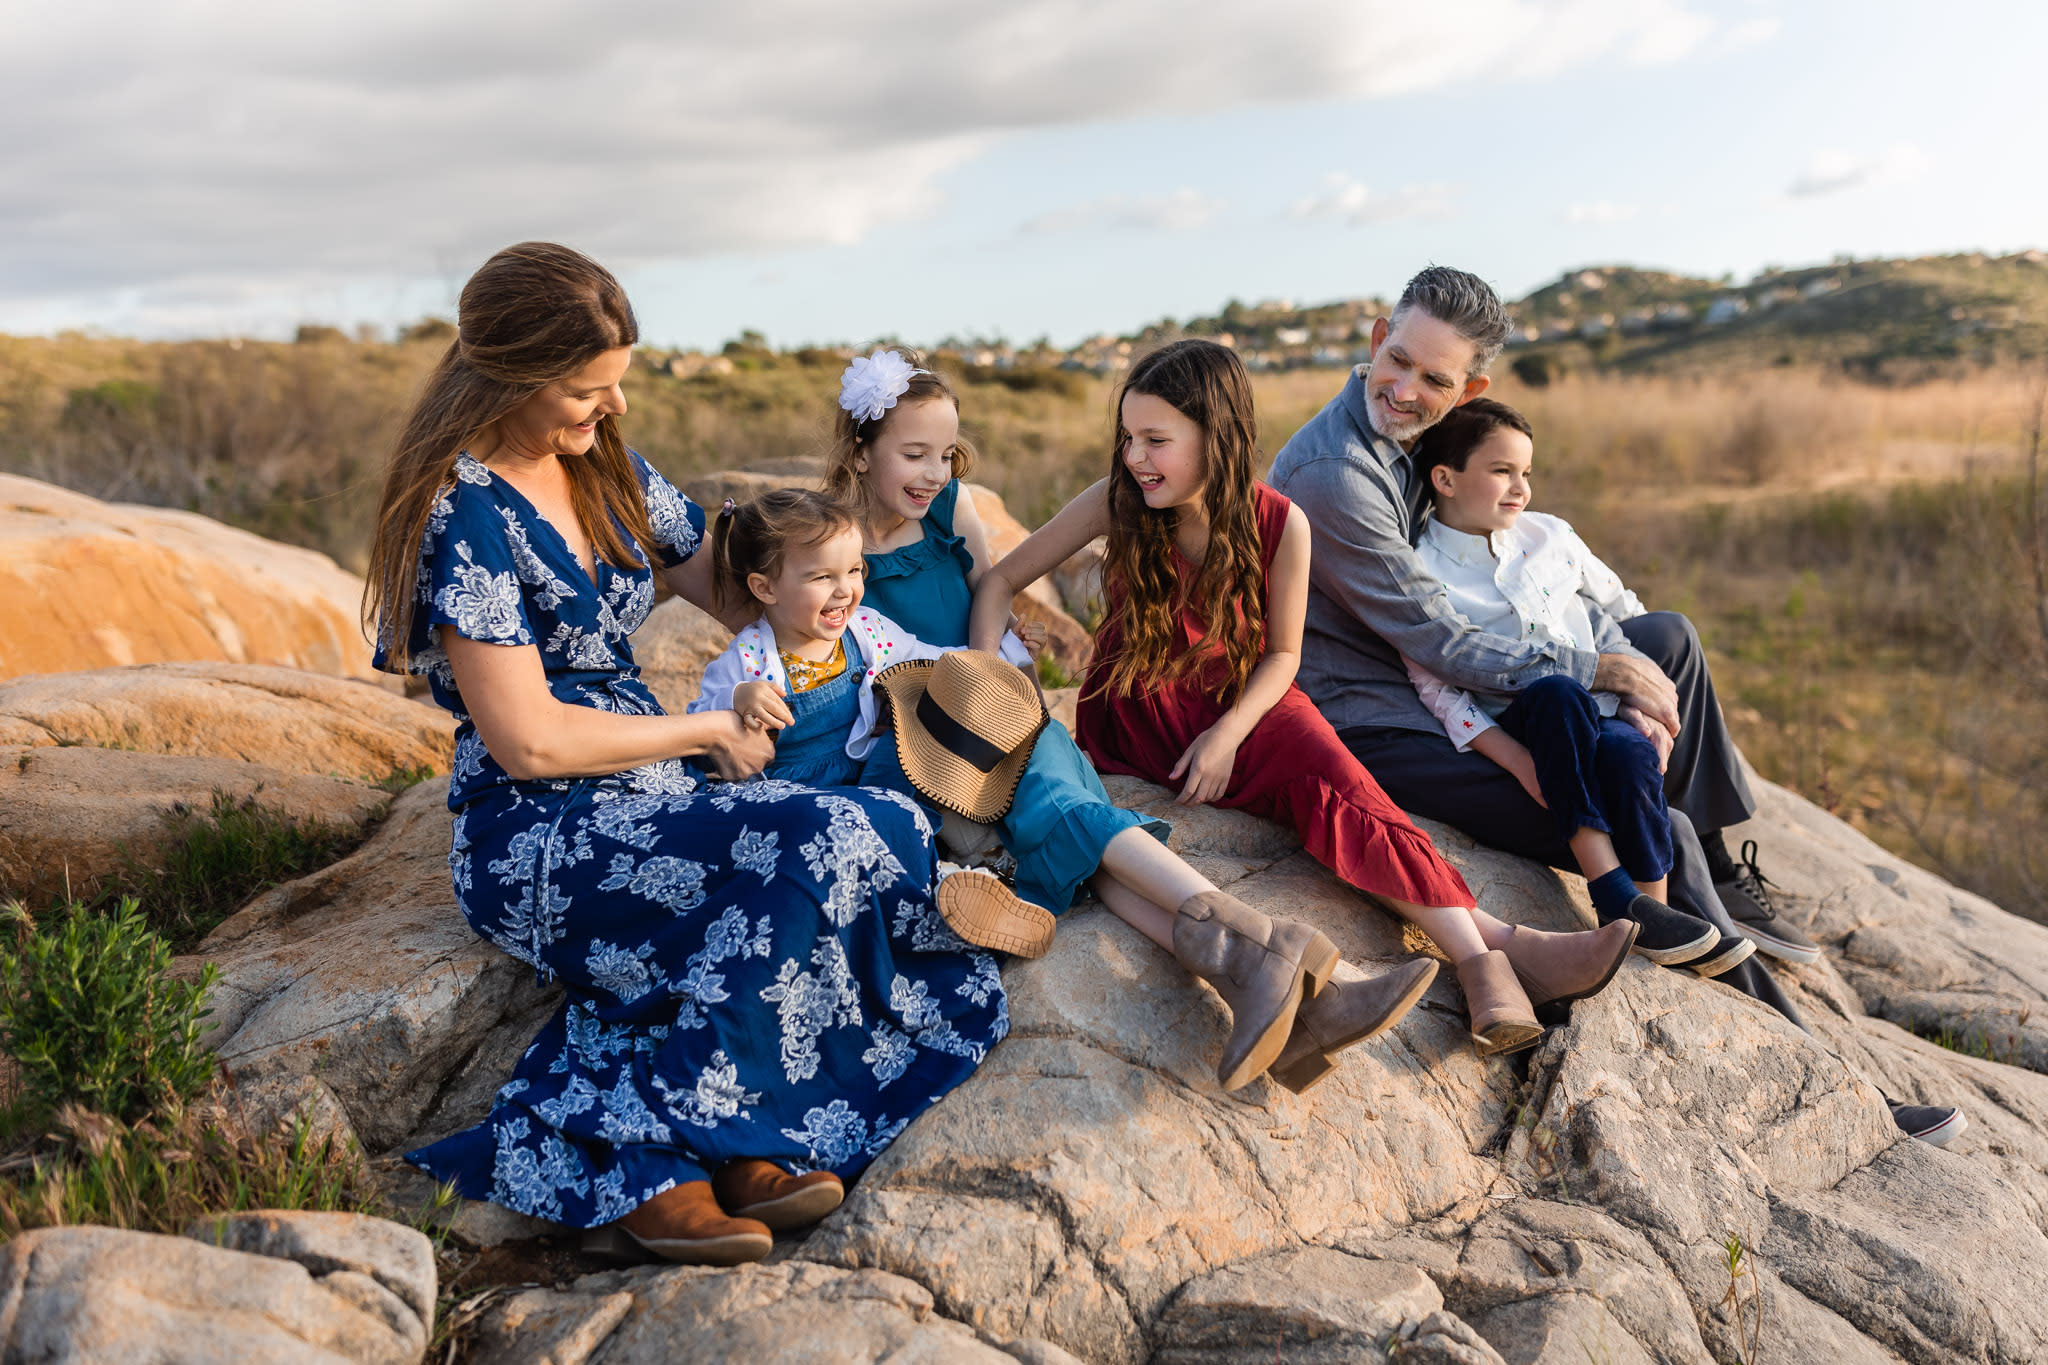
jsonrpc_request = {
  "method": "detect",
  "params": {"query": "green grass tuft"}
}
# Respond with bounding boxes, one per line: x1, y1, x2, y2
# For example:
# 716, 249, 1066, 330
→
107, 792, 366, 950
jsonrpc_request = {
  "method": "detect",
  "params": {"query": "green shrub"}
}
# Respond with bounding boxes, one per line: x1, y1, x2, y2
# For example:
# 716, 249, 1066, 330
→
1036, 653, 1078, 691
0, 899, 217, 1129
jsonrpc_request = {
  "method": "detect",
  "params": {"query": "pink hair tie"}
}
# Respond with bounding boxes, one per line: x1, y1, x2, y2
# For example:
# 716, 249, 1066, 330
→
721, 498, 736, 517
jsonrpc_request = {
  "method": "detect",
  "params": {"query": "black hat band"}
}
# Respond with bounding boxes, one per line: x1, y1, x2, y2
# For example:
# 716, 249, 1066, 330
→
915, 690, 1011, 773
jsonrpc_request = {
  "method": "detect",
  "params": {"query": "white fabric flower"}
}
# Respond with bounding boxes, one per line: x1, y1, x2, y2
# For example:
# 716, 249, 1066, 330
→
838, 349, 924, 423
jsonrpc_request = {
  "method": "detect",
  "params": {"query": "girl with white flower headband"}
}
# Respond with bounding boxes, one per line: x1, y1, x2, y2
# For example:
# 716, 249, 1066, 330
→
819, 350, 1437, 1092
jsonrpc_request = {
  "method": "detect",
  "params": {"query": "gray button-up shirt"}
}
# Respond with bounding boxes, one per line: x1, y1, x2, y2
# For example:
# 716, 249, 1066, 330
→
1267, 366, 1645, 737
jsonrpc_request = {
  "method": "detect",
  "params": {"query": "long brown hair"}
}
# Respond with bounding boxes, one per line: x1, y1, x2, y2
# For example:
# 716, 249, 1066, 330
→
1095, 339, 1267, 703
820, 350, 977, 531
363, 242, 654, 670
709, 489, 860, 615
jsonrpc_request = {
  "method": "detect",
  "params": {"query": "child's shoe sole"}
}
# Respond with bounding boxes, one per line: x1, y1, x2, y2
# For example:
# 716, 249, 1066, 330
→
937, 870, 1056, 958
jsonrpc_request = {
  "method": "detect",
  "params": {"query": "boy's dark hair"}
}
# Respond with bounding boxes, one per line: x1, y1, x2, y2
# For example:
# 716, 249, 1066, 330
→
1413, 397, 1534, 489
1394, 265, 1513, 376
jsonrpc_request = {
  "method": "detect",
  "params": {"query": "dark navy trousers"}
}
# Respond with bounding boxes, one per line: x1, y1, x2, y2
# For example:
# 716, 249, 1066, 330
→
1495, 674, 1674, 883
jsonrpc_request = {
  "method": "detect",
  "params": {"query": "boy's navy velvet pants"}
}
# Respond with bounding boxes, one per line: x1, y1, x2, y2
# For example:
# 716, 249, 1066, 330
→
1495, 674, 1674, 883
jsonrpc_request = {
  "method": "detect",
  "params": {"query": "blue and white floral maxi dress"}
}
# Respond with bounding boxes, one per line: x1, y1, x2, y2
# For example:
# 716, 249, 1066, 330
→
387, 452, 1007, 1227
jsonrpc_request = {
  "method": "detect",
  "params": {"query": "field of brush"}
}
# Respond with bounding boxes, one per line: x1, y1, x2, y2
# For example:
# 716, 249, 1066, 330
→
4, 333, 2043, 920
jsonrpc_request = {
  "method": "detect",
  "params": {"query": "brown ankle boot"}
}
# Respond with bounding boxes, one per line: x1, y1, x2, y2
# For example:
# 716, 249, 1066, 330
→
1269, 957, 1439, 1094
1456, 950, 1543, 1057
1173, 891, 1341, 1092
1499, 919, 1638, 1007
937, 869, 1056, 958
711, 1160, 845, 1232
616, 1180, 772, 1264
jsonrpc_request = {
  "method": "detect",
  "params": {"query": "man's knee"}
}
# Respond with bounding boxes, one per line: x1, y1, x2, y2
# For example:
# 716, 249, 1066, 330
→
1621, 611, 1700, 676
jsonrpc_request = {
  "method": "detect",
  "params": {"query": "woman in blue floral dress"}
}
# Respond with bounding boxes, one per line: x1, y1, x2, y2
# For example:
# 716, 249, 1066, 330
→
363, 243, 1005, 1266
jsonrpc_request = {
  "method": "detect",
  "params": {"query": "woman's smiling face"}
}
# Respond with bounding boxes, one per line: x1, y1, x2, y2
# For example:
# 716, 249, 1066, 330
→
856, 398, 960, 523
494, 346, 632, 457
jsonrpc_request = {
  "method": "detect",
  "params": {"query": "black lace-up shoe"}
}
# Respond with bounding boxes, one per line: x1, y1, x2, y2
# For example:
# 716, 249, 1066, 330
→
1714, 839, 1821, 965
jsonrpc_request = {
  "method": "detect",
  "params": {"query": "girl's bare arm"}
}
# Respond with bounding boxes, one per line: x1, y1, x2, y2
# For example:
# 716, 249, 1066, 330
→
444, 634, 773, 780
968, 479, 1112, 653
949, 483, 998, 588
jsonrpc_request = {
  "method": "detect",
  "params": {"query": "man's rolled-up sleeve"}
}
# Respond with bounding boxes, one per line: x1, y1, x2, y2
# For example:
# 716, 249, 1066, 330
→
1291, 455, 1600, 694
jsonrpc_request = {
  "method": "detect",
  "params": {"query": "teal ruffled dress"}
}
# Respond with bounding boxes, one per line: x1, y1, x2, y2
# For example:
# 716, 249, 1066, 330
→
862, 480, 1167, 911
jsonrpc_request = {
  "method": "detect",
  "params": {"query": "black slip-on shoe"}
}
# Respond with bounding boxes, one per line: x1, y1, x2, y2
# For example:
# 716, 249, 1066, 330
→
1604, 894, 1716, 966
1715, 839, 1822, 966
1685, 930, 1758, 979
1889, 1101, 1967, 1147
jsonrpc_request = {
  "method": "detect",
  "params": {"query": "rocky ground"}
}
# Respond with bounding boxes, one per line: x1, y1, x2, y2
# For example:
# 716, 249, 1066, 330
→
5, 469, 2048, 1364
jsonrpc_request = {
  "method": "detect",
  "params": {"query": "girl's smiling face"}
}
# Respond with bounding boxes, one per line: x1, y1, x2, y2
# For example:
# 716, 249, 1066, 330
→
1119, 390, 1207, 511
750, 525, 867, 652
856, 398, 960, 523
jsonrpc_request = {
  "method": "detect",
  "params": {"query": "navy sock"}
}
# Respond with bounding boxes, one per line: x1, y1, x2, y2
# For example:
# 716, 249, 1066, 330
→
1587, 867, 1641, 923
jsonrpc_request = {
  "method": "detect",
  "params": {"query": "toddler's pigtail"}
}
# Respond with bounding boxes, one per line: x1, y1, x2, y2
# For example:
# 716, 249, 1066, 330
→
710, 497, 742, 614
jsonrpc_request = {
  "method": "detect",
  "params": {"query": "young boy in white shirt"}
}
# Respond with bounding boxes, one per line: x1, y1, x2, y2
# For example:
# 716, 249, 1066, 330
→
1402, 398, 1754, 979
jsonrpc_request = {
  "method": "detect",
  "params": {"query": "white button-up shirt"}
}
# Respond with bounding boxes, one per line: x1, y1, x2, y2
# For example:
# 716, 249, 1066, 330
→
1402, 511, 1646, 751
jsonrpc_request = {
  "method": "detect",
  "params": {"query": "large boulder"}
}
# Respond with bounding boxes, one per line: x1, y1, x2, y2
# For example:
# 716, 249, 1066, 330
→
0, 1212, 435, 1365
142, 712, 2048, 1363
0, 744, 390, 906
0, 662, 453, 782
190, 778, 557, 1154
0, 473, 377, 682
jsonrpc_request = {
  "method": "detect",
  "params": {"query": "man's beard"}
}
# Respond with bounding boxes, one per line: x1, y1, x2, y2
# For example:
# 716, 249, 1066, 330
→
1365, 393, 1433, 445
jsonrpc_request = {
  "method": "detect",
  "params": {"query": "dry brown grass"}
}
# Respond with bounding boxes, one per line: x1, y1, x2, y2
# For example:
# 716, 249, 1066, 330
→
5, 332, 2043, 917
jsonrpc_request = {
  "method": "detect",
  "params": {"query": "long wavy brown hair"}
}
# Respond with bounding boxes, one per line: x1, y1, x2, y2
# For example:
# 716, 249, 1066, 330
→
1095, 339, 1266, 703
820, 350, 977, 533
363, 242, 654, 671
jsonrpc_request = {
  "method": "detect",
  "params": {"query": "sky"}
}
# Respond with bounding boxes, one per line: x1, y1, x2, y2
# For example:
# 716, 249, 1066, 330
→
3, 0, 2043, 349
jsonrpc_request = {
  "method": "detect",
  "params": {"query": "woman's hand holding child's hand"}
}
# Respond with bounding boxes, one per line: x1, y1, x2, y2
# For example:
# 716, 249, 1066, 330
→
705, 710, 778, 780
1169, 721, 1243, 806
733, 680, 794, 733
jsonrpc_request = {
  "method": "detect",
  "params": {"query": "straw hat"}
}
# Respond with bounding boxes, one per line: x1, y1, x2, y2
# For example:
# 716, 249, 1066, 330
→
875, 651, 1049, 822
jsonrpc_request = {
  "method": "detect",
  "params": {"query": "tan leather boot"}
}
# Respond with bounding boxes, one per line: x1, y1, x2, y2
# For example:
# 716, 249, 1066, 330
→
1456, 950, 1543, 1057
712, 1160, 844, 1231
615, 1180, 772, 1264
1173, 891, 1341, 1091
1499, 919, 1638, 1007
1269, 957, 1440, 1094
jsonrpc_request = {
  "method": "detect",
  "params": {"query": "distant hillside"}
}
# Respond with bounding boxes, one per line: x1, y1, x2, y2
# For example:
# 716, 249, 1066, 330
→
1073, 251, 2048, 380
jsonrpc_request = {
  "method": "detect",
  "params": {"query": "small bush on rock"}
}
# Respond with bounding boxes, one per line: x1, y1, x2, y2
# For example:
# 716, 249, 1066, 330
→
0, 898, 217, 1129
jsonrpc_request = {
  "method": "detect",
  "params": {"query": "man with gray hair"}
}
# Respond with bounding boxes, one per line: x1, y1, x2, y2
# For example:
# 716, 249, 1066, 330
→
1269, 265, 1959, 1144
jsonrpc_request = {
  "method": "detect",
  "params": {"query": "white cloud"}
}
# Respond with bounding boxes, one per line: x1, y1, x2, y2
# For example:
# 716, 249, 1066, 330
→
1787, 143, 1932, 198
1719, 16, 1781, 52
1022, 189, 1226, 236
1290, 173, 1457, 225
0, 0, 1747, 330
1566, 200, 1641, 223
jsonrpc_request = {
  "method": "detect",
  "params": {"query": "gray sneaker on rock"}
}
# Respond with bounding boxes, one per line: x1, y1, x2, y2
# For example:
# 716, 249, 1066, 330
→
1714, 839, 1822, 965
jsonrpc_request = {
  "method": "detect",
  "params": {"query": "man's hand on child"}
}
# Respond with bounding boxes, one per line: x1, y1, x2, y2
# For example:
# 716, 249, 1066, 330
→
733, 680, 794, 733
1617, 704, 1675, 774
1593, 654, 1681, 738
1169, 723, 1241, 806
